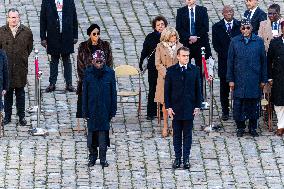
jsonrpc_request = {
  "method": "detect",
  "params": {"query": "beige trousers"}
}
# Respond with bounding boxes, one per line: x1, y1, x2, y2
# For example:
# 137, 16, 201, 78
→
275, 106, 284, 129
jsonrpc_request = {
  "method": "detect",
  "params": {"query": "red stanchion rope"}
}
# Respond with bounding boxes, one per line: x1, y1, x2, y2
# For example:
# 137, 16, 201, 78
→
35, 58, 39, 79
202, 55, 209, 81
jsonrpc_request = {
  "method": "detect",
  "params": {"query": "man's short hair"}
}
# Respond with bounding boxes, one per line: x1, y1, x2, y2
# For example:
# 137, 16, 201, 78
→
151, 15, 168, 29
269, 4, 280, 14
177, 47, 190, 55
7, 8, 19, 15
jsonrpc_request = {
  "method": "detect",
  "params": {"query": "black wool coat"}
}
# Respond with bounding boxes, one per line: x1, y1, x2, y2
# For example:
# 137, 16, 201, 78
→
267, 36, 284, 106
164, 63, 201, 120
139, 30, 161, 70
176, 5, 212, 58
244, 7, 267, 34
212, 19, 241, 78
40, 0, 78, 55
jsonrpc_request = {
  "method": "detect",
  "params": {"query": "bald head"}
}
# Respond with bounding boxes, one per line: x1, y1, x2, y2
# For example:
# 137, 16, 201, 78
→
222, 5, 234, 22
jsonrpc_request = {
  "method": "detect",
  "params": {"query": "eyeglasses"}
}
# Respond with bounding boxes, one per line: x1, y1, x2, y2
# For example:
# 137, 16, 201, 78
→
241, 26, 251, 30
268, 12, 277, 16
92, 32, 100, 36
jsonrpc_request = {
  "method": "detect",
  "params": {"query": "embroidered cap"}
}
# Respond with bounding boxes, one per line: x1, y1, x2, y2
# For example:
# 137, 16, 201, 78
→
241, 19, 251, 26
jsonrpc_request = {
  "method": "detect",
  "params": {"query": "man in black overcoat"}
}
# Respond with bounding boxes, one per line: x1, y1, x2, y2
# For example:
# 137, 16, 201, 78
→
176, 0, 212, 100
244, 0, 267, 34
212, 5, 241, 121
165, 47, 201, 169
40, 0, 78, 92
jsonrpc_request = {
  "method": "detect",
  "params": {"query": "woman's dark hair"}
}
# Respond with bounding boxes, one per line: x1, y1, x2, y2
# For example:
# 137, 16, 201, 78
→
269, 4, 280, 14
280, 21, 284, 29
151, 15, 168, 29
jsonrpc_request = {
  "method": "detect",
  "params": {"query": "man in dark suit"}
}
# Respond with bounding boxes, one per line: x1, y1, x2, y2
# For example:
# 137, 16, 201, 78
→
40, 0, 78, 92
176, 0, 212, 101
244, 0, 267, 34
165, 47, 201, 169
212, 6, 241, 121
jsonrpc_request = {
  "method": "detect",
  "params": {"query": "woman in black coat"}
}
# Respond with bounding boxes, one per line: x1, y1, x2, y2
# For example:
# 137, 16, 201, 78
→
139, 16, 168, 120
76, 24, 113, 118
267, 21, 284, 136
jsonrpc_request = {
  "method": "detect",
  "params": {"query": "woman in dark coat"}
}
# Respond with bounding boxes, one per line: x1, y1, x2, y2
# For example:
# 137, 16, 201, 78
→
267, 21, 284, 136
139, 16, 168, 120
76, 24, 113, 119
82, 46, 117, 169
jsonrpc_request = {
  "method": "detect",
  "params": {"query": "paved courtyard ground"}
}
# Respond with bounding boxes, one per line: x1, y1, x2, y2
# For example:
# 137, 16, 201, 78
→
0, 0, 284, 188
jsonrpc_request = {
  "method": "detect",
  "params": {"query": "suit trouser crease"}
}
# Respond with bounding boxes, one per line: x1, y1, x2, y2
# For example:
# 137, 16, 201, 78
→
49, 54, 72, 85
233, 98, 259, 130
4, 87, 25, 118
220, 77, 230, 114
87, 131, 107, 161
173, 120, 193, 161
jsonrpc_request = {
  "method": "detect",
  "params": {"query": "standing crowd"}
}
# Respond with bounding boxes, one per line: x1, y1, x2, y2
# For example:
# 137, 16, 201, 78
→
0, 0, 283, 170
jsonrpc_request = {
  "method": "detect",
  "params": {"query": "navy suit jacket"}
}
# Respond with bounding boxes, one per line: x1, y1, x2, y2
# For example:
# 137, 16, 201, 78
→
176, 5, 211, 57
165, 63, 201, 120
244, 7, 267, 34
212, 19, 241, 78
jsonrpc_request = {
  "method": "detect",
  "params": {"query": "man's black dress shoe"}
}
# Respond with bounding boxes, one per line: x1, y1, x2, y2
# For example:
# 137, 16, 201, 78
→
3, 117, 11, 125
183, 159, 190, 169
236, 129, 244, 137
221, 114, 229, 121
65, 84, 76, 92
19, 118, 27, 126
249, 130, 259, 137
146, 116, 154, 120
100, 161, 109, 168
45, 84, 56, 93
172, 158, 181, 169
87, 159, 96, 167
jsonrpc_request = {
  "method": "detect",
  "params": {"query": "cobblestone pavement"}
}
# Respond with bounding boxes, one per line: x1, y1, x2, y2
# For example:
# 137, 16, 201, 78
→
0, 0, 284, 188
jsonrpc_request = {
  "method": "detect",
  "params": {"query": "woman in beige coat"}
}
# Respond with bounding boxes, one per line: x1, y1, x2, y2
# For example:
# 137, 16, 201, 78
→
155, 26, 183, 137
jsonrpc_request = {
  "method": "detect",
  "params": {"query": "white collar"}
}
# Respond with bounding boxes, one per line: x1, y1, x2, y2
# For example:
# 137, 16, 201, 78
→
249, 6, 258, 17
224, 19, 234, 27
179, 63, 188, 69
188, 5, 196, 11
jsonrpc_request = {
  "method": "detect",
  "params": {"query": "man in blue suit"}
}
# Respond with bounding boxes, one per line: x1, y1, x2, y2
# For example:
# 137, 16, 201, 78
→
227, 19, 267, 137
244, 0, 267, 34
212, 6, 241, 121
176, 0, 212, 101
165, 47, 201, 169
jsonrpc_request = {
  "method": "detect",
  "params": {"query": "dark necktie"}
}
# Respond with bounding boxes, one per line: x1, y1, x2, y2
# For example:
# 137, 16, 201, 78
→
227, 22, 232, 34
181, 66, 186, 72
247, 11, 252, 20
190, 8, 195, 35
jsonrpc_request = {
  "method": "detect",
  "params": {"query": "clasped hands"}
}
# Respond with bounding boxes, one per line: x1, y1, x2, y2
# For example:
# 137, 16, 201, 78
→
167, 107, 200, 119
189, 36, 198, 44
